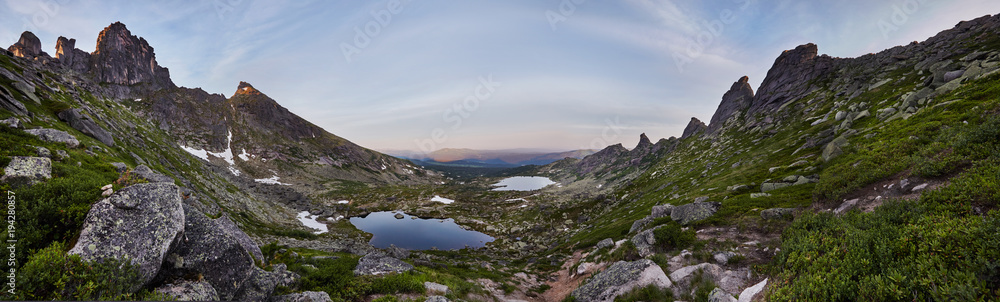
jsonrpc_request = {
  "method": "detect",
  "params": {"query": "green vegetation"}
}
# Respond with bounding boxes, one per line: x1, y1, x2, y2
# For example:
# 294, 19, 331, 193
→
16, 242, 151, 300
652, 221, 696, 252
614, 284, 674, 302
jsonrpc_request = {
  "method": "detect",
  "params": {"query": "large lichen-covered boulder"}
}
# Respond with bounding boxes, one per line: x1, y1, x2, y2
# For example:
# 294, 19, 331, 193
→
671, 202, 721, 225
133, 165, 174, 183
353, 251, 414, 276
270, 291, 333, 302
154, 280, 219, 301
650, 204, 674, 219
68, 183, 185, 287
571, 259, 673, 302
234, 265, 288, 301
160, 204, 265, 300
1, 156, 51, 186
24, 128, 80, 148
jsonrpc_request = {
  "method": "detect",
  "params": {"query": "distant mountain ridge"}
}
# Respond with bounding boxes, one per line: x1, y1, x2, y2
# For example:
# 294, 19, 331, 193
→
385, 148, 597, 167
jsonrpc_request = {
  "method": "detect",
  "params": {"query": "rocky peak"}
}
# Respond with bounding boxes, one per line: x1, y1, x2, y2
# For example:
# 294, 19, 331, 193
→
8, 31, 45, 58
55, 36, 91, 73
749, 43, 834, 116
234, 81, 263, 97
707, 76, 755, 134
635, 133, 652, 150
681, 117, 707, 139
90, 22, 172, 88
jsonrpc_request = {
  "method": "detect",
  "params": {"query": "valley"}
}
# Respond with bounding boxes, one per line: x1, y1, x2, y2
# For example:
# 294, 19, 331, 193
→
0, 10, 999, 302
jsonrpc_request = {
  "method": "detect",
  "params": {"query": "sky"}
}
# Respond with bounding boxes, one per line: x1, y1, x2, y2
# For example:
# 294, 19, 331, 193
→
2, 0, 999, 153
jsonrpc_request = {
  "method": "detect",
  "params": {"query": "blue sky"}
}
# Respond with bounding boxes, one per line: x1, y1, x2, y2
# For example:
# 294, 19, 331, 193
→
3, 0, 999, 152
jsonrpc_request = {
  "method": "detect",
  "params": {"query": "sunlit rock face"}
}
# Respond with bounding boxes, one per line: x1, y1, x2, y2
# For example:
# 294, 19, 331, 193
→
90, 22, 172, 87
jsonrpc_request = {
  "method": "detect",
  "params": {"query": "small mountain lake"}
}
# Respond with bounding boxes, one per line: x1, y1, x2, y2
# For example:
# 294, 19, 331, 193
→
350, 211, 494, 250
491, 176, 556, 191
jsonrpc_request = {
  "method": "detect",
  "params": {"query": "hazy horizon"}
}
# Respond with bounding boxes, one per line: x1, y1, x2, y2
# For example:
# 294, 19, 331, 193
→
3, 0, 998, 152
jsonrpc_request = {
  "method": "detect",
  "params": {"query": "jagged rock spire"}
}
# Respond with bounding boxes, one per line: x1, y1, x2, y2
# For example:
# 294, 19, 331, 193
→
707, 76, 755, 134
681, 117, 707, 139
8, 31, 44, 58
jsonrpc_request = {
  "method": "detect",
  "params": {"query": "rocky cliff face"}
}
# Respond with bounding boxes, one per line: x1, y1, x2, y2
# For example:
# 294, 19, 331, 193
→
55, 36, 91, 73
707, 76, 754, 135
90, 22, 174, 96
7, 31, 46, 59
680, 117, 707, 139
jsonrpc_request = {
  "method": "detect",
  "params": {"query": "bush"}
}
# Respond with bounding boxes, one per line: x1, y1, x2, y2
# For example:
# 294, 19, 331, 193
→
614, 284, 674, 302
652, 222, 696, 252
17, 242, 145, 300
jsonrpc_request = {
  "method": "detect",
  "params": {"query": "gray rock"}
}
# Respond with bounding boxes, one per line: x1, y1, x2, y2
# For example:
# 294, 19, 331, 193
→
681, 117, 708, 139
708, 76, 754, 135
761, 208, 794, 220
694, 196, 710, 203
235, 265, 285, 301
68, 183, 185, 288
571, 259, 672, 302
35, 146, 50, 158
133, 165, 174, 183
782, 175, 799, 183
424, 281, 449, 294
727, 184, 749, 192
835, 111, 847, 121
57, 109, 115, 147
852, 110, 870, 122
426, 296, 450, 302
630, 226, 659, 257
738, 279, 768, 302
386, 244, 410, 259
111, 162, 128, 173
596, 238, 614, 250
650, 204, 674, 218
877, 107, 897, 120
943, 70, 965, 82
709, 287, 738, 302
13, 81, 40, 104
394, 213, 404, 219
161, 204, 266, 300
760, 183, 791, 192
671, 202, 721, 225
822, 136, 849, 162
629, 216, 652, 233
834, 199, 859, 214
0, 117, 21, 128
670, 263, 724, 293
269, 291, 333, 302
154, 280, 219, 301
25, 128, 80, 148
55, 150, 69, 161
353, 251, 414, 275
0, 90, 28, 116
793, 175, 812, 185
717, 270, 747, 295
911, 183, 929, 192
1, 156, 51, 186
713, 251, 737, 264
749, 193, 770, 198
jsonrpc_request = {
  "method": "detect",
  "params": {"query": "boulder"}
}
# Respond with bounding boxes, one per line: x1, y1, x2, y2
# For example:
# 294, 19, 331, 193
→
713, 251, 737, 264
760, 208, 794, 220
426, 296, 450, 302
709, 287, 738, 302
161, 204, 265, 300
749, 193, 770, 198
738, 279, 768, 302
35, 146, 51, 158
133, 165, 174, 183
0, 91, 28, 116
0, 117, 21, 128
234, 265, 286, 301
571, 259, 672, 302
596, 238, 614, 250
270, 291, 333, 302
68, 183, 185, 287
650, 204, 674, 219
353, 251, 414, 275
8, 31, 43, 58
822, 136, 849, 162
154, 280, 219, 301
760, 183, 791, 192
670, 202, 721, 225
385, 244, 410, 259
669, 263, 724, 293
25, 128, 80, 148
943, 70, 965, 82
1, 156, 51, 186
629, 216, 651, 233
424, 281, 449, 294
834, 199, 859, 214
835, 111, 847, 121
12, 81, 40, 104
57, 109, 115, 146
630, 226, 658, 257
727, 184, 749, 192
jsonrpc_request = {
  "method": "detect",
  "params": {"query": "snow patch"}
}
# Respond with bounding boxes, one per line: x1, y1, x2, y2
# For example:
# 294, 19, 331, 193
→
431, 195, 455, 204
255, 176, 290, 185
296, 211, 328, 234
337, 200, 350, 204
237, 149, 251, 161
